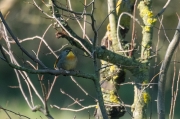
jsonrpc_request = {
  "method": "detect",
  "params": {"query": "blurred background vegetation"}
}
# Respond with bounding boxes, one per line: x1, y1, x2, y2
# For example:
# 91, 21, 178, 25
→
0, 0, 180, 119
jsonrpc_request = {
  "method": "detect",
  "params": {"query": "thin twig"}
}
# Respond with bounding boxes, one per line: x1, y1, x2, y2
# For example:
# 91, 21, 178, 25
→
157, 16, 170, 43
118, 12, 142, 30
70, 76, 97, 101
169, 49, 177, 119
60, 89, 85, 107
46, 44, 68, 55
9, 36, 58, 58
155, 0, 172, 17
0, 106, 30, 119
37, 24, 52, 58
172, 70, 180, 119
46, 76, 58, 100
129, 0, 138, 57
50, 104, 96, 112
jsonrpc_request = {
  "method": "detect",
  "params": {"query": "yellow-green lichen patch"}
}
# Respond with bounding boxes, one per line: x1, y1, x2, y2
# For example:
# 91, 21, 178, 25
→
143, 92, 151, 104
138, 1, 157, 32
109, 91, 120, 103
144, 26, 151, 32
147, 18, 157, 25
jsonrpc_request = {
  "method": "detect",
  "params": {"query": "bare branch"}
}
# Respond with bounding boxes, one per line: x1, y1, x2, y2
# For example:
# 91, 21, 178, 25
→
50, 104, 96, 112
157, 18, 180, 119
156, 0, 172, 17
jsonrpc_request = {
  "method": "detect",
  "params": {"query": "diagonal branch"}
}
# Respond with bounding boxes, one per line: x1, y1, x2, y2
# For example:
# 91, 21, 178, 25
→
0, 11, 47, 69
157, 18, 180, 119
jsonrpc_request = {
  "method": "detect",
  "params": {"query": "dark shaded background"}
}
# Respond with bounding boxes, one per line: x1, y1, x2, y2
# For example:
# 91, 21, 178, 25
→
0, 0, 180, 119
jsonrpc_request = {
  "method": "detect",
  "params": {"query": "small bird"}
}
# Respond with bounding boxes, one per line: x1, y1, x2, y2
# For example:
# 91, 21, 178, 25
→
54, 47, 77, 70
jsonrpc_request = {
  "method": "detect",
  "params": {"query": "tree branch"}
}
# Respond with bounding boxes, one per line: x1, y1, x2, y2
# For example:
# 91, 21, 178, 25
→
157, 18, 180, 119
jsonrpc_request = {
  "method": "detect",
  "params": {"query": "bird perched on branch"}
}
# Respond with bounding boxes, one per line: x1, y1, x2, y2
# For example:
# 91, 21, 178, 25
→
54, 47, 77, 70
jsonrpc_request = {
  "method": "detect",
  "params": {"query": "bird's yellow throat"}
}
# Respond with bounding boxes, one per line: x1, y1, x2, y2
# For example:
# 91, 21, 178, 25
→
66, 51, 75, 60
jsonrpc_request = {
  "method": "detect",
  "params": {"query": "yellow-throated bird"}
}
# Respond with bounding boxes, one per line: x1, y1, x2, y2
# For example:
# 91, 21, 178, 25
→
54, 47, 77, 70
